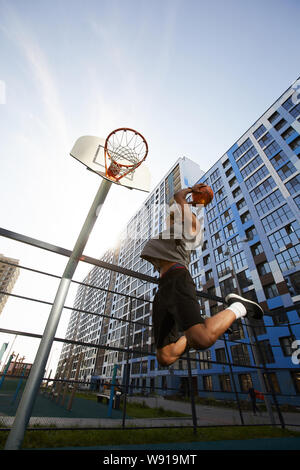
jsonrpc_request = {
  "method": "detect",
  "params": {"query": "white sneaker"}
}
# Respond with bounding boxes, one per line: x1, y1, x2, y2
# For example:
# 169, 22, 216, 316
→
225, 293, 264, 320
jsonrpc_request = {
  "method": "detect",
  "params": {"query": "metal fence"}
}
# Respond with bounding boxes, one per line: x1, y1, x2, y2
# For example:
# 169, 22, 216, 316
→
0, 227, 300, 449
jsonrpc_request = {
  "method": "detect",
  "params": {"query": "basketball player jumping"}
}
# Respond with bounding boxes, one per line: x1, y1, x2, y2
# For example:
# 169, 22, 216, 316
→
141, 184, 263, 366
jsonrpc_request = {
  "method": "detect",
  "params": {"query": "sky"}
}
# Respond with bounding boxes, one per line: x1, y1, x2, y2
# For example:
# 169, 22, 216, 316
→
0, 0, 299, 374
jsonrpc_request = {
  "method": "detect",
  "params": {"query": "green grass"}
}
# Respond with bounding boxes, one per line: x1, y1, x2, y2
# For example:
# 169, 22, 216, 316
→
0, 426, 299, 449
121, 401, 190, 418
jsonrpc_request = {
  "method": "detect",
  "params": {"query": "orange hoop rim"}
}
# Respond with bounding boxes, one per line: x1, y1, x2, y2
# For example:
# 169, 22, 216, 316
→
104, 127, 148, 169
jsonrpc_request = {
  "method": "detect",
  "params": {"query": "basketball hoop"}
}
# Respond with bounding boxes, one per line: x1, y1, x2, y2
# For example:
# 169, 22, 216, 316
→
104, 128, 148, 182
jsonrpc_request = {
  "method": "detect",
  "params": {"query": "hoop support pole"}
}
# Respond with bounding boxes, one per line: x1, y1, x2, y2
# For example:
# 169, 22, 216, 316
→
4, 178, 112, 450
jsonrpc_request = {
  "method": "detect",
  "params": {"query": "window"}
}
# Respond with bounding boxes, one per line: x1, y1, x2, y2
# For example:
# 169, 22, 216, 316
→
282, 95, 294, 111
295, 195, 300, 210
141, 360, 148, 373
245, 165, 269, 190
268, 221, 300, 251
274, 118, 287, 131
205, 269, 213, 282
222, 158, 230, 168
218, 197, 228, 213
275, 244, 300, 271
236, 198, 246, 210
286, 175, 300, 195
229, 176, 237, 187
285, 272, 300, 297
277, 162, 297, 180
279, 336, 294, 356
211, 168, 220, 182
220, 209, 233, 225
203, 375, 213, 391
215, 187, 225, 201
240, 155, 263, 179
245, 225, 257, 240
237, 269, 253, 289
227, 235, 243, 253
214, 245, 225, 262
257, 340, 275, 364
263, 283, 279, 299
231, 344, 251, 366
241, 211, 251, 223
255, 189, 284, 215
232, 251, 247, 270
291, 371, 300, 393
203, 254, 210, 266
236, 146, 257, 169
253, 124, 266, 140
257, 262, 271, 276
215, 348, 226, 364
212, 178, 223, 191
211, 231, 222, 247
216, 259, 231, 277
219, 374, 232, 392
268, 111, 280, 124
228, 319, 245, 340
250, 176, 276, 203
290, 103, 300, 119
224, 221, 237, 238
225, 167, 233, 178
281, 126, 296, 140
258, 132, 273, 148
263, 372, 281, 393
239, 374, 253, 392
198, 350, 212, 370
264, 140, 280, 158
251, 242, 263, 256
269, 150, 288, 170
289, 136, 300, 151
232, 187, 242, 198
209, 218, 219, 234
233, 138, 253, 160
219, 277, 235, 297
261, 204, 294, 232
207, 206, 217, 222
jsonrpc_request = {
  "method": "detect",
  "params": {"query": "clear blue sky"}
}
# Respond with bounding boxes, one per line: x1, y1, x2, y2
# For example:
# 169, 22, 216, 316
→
0, 0, 299, 366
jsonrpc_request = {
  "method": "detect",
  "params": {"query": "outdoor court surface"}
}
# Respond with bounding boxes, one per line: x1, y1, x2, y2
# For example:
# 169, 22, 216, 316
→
43, 437, 300, 450
0, 378, 124, 420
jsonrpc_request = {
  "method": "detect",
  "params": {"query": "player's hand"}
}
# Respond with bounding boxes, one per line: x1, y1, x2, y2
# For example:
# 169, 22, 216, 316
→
191, 183, 207, 193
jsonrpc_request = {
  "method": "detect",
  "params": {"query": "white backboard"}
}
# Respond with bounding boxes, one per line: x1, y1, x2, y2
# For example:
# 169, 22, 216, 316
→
70, 135, 151, 192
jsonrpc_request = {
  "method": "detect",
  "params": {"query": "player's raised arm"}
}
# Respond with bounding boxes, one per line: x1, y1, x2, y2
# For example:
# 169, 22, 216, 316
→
173, 184, 206, 235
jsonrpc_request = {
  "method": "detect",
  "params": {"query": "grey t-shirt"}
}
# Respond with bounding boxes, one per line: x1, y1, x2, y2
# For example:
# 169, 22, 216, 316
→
140, 217, 204, 271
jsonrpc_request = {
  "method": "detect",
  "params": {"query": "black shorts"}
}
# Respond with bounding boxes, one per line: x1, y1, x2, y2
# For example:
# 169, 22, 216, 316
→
152, 267, 204, 349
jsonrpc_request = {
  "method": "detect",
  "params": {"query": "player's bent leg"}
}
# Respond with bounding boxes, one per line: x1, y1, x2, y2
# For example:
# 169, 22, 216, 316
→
184, 308, 237, 350
156, 335, 187, 366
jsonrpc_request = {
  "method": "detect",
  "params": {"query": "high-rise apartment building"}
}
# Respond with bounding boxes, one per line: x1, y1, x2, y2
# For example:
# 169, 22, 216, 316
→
57, 247, 119, 383
0, 254, 19, 316
58, 79, 300, 403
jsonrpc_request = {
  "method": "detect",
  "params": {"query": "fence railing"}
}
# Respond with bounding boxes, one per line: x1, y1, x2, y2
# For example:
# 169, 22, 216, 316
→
0, 227, 300, 449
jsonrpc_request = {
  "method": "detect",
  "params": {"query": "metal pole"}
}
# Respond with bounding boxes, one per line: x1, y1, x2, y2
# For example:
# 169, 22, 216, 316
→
223, 337, 244, 425
5, 178, 112, 450
186, 348, 197, 435
122, 298, 132, 429
0, 354, 15, 389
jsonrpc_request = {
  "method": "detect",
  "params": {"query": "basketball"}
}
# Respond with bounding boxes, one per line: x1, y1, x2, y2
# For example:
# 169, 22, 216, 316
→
191, 185, 214, 206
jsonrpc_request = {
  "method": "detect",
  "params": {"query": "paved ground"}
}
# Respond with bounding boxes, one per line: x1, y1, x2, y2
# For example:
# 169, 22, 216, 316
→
1, 395, 299, 430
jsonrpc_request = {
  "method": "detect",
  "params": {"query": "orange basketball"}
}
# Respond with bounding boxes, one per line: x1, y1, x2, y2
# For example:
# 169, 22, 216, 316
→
192, 185, 214, 206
